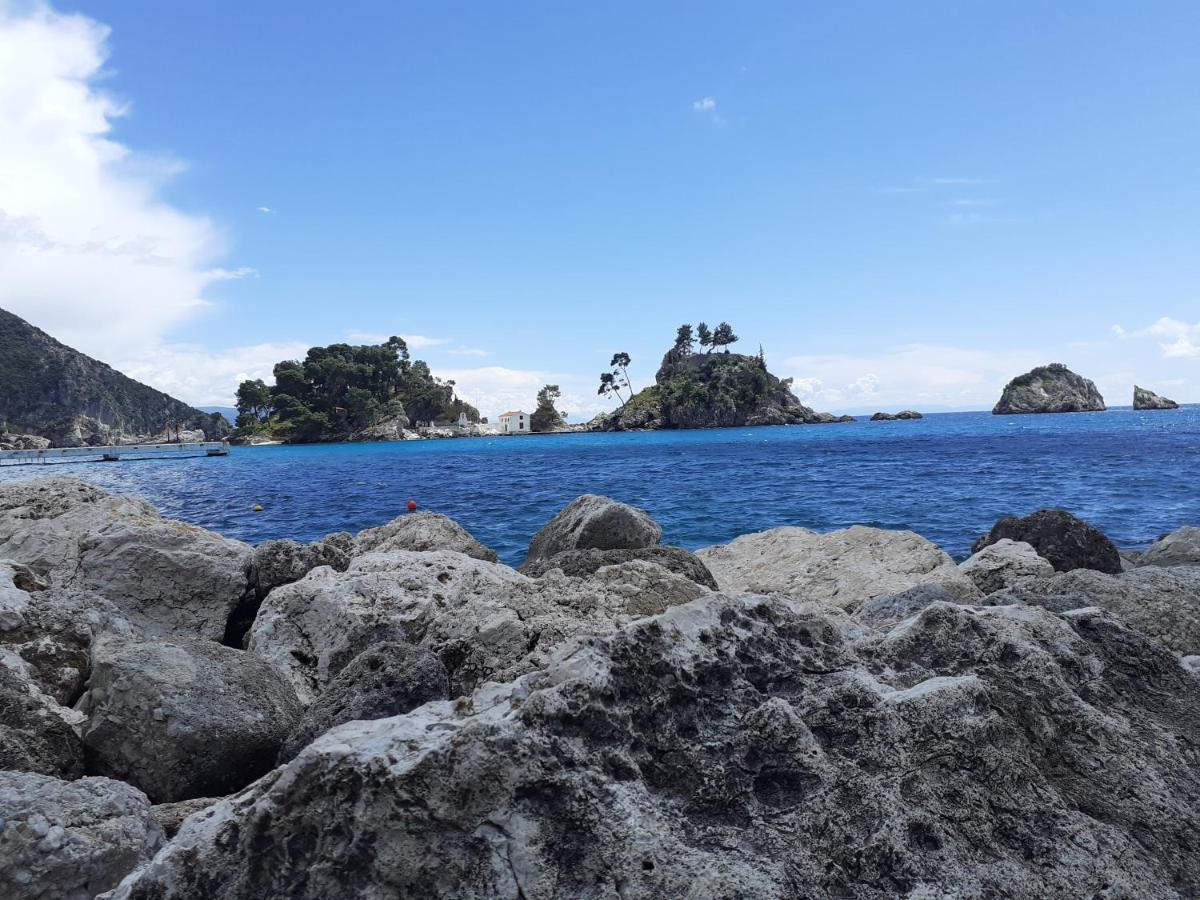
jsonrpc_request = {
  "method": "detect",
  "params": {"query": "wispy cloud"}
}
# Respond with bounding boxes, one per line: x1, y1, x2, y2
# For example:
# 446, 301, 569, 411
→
1113, 317, 1200, 359
203, 266, 258, 282
256, 206, 273, 214
692, 96, 716, 111
920, 176, 984, 186
447, 347, 489, 357
343, 331, 450, 350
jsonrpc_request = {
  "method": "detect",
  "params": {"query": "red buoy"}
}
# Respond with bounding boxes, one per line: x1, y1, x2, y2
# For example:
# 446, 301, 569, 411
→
406, 499, 418, 512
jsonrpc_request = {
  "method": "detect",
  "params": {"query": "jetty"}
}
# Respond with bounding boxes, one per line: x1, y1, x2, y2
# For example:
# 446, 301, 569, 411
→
0, 441, 230, 467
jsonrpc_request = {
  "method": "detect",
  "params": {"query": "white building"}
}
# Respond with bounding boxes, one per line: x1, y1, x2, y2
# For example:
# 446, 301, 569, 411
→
498, 410, 530, 434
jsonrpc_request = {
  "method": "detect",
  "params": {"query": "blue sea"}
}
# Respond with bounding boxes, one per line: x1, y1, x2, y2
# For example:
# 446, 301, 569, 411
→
3, 408, 1198, 567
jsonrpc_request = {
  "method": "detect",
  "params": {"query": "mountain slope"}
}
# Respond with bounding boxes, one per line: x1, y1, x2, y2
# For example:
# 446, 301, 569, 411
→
0, 307, 229, 447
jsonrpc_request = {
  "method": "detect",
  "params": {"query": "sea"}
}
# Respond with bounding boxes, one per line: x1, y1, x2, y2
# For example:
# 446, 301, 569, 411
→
3, 407, 1198, 567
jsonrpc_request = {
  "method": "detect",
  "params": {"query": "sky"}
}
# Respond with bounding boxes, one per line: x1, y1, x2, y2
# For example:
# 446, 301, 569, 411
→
1, 0, 1198, 418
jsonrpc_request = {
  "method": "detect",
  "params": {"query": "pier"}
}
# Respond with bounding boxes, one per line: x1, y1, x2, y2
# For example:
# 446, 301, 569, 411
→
0, 441, 230, 467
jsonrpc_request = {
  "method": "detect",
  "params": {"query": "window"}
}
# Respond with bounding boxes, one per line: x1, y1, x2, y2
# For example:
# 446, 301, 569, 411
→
519, 421, 524, 430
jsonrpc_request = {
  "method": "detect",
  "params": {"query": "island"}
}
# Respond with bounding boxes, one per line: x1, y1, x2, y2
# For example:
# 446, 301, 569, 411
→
1133, 385, 1179, 410
992, 363, 1106, 415
870, 410, 923, 421
588, 323, 852, 430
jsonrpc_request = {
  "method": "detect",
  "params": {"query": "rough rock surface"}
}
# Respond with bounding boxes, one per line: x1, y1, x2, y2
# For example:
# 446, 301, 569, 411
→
1133, 385, 1179, 410
992, 362, 1106, 414
0, 478, 251, 640
697, 525, 981, 611
355, 510, 497, 562
0, 664, 83, 777
1137, 526, 1200, 568
972, 508, 1122, 574
958, 538, 1054, 593
81, 637, 301, 802
248, 549, 703, 703
519, 545, 718, 589
106, 595, 1200, 899
870, 410, 922, 420
0, 771, 162, 900
247, 534, 353, 599
279, 641, 449, 761
991, 565, 1200, 657
853, 584, 974, 629
524, 495, 662, 565
149, 797, 222, 839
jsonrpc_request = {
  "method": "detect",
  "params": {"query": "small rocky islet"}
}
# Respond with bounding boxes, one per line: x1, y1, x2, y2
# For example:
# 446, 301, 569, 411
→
1, 478, 1199, 898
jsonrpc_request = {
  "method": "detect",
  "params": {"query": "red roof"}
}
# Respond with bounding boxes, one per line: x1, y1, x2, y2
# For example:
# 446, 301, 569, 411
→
499, 410, 525, 417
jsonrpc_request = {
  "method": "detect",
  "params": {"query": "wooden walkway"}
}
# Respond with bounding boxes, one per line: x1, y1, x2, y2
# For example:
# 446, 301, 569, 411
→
0, 441, 230, 467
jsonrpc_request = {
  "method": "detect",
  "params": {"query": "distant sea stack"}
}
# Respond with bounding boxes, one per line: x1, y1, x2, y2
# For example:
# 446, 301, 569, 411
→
992, 363, 1105, 415
0, 307, 229, 447
1133, 386, 1179, 410
870, 410, 923, 421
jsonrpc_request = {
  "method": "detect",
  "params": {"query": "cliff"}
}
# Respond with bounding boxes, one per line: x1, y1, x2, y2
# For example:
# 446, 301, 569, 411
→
992, 363, 1106, 415
592, 349, 841, 431
1133, 386, 1179, 410
0, 307, 229, 447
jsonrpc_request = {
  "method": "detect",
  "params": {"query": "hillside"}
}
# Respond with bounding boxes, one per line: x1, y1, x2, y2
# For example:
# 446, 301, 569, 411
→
0, 307, 229, 447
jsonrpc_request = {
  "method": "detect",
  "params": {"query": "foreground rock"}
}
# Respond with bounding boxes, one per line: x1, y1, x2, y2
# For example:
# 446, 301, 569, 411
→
697, 525, 981, 611
1137, 526, 1200, 568
972, 508, 1122, 574
0, 665, 83, 778
105, 595, 1200, 899
248, 549, 704, 703
0, 772, 162, 900
991, 565, 1200, 657
81, 637, 301, 802
519, 545, 718, 589
1133, 385, 1179, 410
524, 494, 662, 566
354, 510, 497, 561
958, 538, 1054, 593
246, 534, 353, 600
992, 363, 1106, 414
149, 797, 222, 839
278, 641, 449, 762
0, 478, 251, 640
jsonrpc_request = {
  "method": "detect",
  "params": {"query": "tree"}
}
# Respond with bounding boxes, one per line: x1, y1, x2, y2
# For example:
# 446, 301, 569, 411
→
235, 379, 272, 420
711, 321, 739, 353
610, 352, 632, 395
531, 384, 565, 432
696, 322, 713, 353
673, 324, 694, 356
598, 371, 626, 407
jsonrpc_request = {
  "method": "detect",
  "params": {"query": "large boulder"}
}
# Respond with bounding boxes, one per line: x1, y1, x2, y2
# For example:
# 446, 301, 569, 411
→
0, 665, 83, 778
278, 641, 449, 762
958, 538, 1054, 594
103, 596, 1200, 899
355, 510, 497, 561
80, 637, 301, 802
0, 478, 251, 641
992, 363, 1106, 414
990, 565, 1200, 657
149, 797, 222, 839
248, 549, 702, 703
696, 525, 981, 612
246, 534, 353, 599
1137, 526, 1200, 568
971, 508, 1121, 574
1133, 385, 1179, 410
524, 495, 662, 566
519, 545, 718, 589
853, 583, 974, 629
0, 772, 162, 900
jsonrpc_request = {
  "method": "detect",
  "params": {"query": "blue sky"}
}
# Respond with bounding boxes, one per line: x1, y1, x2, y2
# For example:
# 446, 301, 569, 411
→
2, 1, 1198, 415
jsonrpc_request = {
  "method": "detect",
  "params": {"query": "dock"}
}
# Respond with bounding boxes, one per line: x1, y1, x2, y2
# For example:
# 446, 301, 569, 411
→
0, 441, 230, 467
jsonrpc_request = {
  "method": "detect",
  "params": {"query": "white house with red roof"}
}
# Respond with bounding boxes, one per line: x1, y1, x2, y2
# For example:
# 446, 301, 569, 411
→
498, 410, 530, 434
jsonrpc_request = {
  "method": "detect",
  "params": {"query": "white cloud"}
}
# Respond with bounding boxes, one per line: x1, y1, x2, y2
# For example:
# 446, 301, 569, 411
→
203, 266, 258, 282
111, 341, 311, 407
692, 96, 716, 111
343, 331, 449, 349
1112, 316, 1200, 359
446, 347, 489, 357
256, 206, 273, 214
433, 366, 612, 422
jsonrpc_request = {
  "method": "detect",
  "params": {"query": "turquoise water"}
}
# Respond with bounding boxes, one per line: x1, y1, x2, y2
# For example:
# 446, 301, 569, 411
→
3, 408, 1198, 566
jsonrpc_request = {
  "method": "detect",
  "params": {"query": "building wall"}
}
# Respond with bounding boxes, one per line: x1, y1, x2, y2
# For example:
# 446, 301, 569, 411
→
500, 412, 529, 433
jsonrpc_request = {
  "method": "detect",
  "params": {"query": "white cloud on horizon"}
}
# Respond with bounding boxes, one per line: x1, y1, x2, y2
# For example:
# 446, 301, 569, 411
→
1113, 316, 1200, 359
112, 341, 312, 407
342, 331, 449, 350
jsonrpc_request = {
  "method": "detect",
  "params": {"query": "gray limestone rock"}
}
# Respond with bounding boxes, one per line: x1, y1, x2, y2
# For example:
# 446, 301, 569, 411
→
1137, 526, 1200, 568
1133, 385, 1179, 410
958, 538, 1054, 593
519, 545, 718, 589
992, 363, 1106, 414
524, 494, 662, 566
971, 508, 1122, 574
355, 510, 497, 561
0, 665, 83, 778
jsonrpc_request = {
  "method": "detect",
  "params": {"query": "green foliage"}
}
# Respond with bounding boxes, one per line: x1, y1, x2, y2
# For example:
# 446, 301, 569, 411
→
711, 321, 739, 352
238, 337, 478, 442
531, 384, 564, 432
598, 351, 632, 406
696, 322, 713, 353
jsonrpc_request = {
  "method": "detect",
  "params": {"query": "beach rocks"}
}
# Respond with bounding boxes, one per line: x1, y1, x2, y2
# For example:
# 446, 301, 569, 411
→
524, 494, 662, 565
247, 534, 353, 599
0, 665, 83, 778
853, 583, 973, 629
355, 510, 497, 562
519, 545, 718, 589
149, 797, 222, 839
278, 641, 449, 762
102, 595, 1200, 900
991, 565, 1200, 657
1133, 385, 1179, 410
696, 525, 981, 611
869, 410, 923, 420
0, 478, 252, 641
80, 637, 301, 802
958, 538, 1054, 593
971, 508, 1122, 574
0, 772, 162, 900
1137, 526, 1200, 568
992, 362, 1106, 414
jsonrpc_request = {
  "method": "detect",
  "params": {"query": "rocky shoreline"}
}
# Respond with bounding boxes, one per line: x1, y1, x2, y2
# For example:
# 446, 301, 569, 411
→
1, 479, 1198, 898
